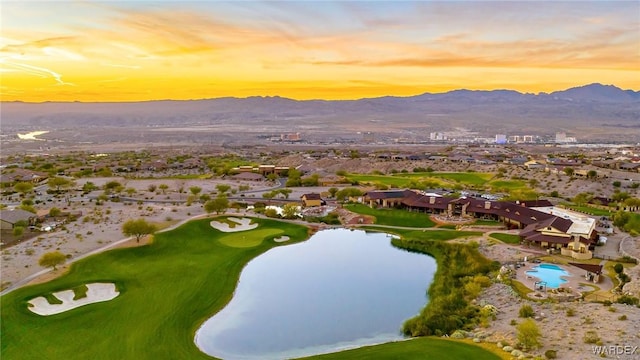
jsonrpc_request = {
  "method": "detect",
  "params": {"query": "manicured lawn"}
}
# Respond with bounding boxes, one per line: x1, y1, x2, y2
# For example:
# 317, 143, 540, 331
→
364, 227, 482, 242
422, 172, 492, 186
563, 204, 613, 217
489, 233, 521, 244
488, 179, 527, 191
300, 337, 502, 360
1, 217, 309, 360
472, 219, 504, 226
346, 172, 493, 188
346, 174, 414, 187
217, 227, 284, 248
344, 204, 435, 227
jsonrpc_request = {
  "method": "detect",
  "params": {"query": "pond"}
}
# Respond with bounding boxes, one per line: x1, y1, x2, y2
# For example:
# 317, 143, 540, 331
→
195, 228, 436, 360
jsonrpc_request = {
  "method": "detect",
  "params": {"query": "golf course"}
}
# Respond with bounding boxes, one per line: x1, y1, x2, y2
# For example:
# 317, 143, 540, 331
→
1, 216, 501, 359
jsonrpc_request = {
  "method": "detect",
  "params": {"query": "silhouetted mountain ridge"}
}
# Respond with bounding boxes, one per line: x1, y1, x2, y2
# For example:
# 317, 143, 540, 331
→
2, 83, 638, 142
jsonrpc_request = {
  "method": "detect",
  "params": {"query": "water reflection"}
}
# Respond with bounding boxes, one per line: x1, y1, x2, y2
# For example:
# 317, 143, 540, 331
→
195, 228, 436, 360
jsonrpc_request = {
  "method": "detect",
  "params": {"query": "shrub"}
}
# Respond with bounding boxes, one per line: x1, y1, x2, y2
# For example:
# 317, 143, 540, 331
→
517, 319, 542, 350
566, 308, 575, 316
618, 314, 627, 321
583, 330, 600, 344
614, 263, 624, 274
519, 304, 535, 318
545, 349, 557, 359
616, 295, 639, 306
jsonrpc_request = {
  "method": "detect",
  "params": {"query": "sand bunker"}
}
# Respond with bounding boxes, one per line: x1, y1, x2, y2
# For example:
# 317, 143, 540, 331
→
273, 236, 290, 243
210, 217, 258, 232
28, 283, 119, 316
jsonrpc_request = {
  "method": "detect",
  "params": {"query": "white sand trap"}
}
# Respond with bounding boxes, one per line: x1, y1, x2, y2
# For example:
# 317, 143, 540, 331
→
28, 283, 119, 316
273, 236, 290, 243
210, 217, 258, 232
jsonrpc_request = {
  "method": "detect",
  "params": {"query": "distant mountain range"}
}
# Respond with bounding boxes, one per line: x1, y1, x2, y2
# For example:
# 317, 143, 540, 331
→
3, 83, 639, 143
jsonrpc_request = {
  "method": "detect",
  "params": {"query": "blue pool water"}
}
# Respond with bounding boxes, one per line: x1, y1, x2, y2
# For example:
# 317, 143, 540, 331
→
525, 263, 570, 288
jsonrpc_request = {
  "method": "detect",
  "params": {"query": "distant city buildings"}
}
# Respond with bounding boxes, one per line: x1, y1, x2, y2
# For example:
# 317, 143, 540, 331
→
429, 132, 447, 141
555, 132, 577, 143
362, 132, 375, 143
495, 134, 507, 144
280, 133, 301, 141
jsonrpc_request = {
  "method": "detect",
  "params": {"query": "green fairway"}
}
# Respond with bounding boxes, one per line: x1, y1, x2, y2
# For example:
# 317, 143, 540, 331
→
563, 204, 613, 217
217, 227, 284, 247
346, 174, 414, 187
488, 179, 527, 191
300, 337, 502, 360
346, 172, 492, 188
421, 172, 492, 186
366, 227, 482, 241
0, 217, 309, 360
489, 232, 521, 244
344, 204, 435, 227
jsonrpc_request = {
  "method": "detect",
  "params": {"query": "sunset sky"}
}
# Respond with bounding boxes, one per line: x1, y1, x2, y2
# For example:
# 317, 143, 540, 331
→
1, 1, 639, 102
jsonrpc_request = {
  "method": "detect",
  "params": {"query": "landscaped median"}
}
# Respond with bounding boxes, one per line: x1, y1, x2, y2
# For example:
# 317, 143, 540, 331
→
1, 216, 503, 360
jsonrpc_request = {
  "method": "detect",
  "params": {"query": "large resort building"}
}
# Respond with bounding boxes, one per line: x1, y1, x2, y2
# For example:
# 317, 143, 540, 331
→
361, 189, 598, 260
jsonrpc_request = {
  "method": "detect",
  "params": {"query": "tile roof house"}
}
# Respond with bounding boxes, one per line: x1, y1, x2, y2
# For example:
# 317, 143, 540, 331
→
0, 209, 36, 230
360, 189, 598, 259
301, 193, 324, 207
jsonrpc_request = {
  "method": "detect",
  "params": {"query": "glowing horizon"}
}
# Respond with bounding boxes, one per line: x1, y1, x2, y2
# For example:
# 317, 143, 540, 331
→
2, 1, 639, 102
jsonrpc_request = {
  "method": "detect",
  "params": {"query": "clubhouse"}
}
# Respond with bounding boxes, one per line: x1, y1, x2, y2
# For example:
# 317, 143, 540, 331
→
360, 189, 598, 260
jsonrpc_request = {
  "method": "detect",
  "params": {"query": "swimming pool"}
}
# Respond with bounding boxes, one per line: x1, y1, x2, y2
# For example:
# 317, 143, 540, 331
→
525, 263, 570, 289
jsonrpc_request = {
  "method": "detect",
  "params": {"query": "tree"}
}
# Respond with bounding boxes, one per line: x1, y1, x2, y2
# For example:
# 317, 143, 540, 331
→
204, 196, 229, 215
104, 180, 122, 191
517, 319, 542, 350
612, 191, 630, 203
336, 187, 363, 202
189, 186, 202, 196
13, 226, 24, 238
328, 187, 339, 198
199, 193, 211, 203
278, 188, 292, 199
262, 191, 275, 204
147, 184, 157, 192
39, 251, 66, 270
563, 167, 574, 177
158, 183, 169, 194
614, 263, 624, 274
48, 176, 74, 192
49, 207, 62, 217
122, 218, 157, 243
586, 170, 598, 180
282, 203, 299, 219
14, 182, 34, 196
572, 192, 593, 206
623, 197, 640, 210
216, 184, 231, 195
82, 181, 98, 193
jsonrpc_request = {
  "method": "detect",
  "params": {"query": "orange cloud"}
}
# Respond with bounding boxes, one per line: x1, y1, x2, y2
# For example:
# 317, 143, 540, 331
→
1, 2, 638, 102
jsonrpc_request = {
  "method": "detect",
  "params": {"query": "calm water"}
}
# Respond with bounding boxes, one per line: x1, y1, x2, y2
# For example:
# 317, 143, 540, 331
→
525, 263, 570, 288
195, 228, 436, 360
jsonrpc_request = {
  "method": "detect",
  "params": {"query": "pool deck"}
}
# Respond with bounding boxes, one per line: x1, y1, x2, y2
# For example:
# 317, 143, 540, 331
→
514, 262, 613, 295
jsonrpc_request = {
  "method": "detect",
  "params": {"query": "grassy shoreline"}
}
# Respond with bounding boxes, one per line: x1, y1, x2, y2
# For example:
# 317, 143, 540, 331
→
1, 217, 501, 360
